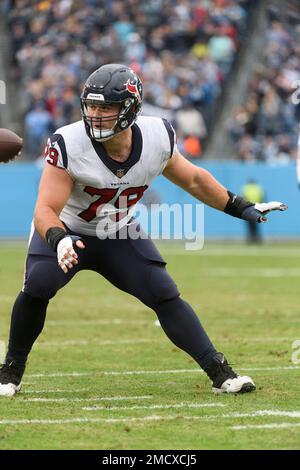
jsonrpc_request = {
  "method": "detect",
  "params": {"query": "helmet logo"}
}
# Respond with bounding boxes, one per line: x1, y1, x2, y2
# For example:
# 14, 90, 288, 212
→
126, 79, 141, 101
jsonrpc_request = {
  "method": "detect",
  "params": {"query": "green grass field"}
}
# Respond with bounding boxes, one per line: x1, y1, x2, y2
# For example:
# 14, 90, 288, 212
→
0, 242, 299, 450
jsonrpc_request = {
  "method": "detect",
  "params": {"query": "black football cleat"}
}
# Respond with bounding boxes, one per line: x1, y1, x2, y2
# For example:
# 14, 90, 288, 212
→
0, 359, 25, 397
206, 352, 256, 394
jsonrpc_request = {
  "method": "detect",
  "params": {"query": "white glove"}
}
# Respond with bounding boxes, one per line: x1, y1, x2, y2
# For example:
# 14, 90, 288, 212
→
241, 201, 288, 223
253, 201, 288, 222
57, 236, 82, 273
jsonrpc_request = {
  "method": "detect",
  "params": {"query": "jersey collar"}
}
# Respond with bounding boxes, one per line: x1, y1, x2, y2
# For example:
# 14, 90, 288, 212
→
91, 124, 143, 178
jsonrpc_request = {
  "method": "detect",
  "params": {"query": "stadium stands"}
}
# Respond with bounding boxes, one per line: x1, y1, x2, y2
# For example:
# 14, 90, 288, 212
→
4, 0, 251, 160
227, 0, 300, 163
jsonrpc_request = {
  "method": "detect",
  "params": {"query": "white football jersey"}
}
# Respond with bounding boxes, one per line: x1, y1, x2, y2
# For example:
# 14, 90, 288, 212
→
44, 116, 177, 237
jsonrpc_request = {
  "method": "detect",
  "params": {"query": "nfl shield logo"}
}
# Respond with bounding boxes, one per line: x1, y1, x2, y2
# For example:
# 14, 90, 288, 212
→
116, 168, 125, 178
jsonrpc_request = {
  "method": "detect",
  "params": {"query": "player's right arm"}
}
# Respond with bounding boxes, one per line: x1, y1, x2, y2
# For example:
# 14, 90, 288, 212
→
34, 164, 85, 273
34, 164, 73, 239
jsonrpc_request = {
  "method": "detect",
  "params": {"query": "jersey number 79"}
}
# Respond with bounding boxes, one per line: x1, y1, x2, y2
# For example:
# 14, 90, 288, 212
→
78, 185, 148, 222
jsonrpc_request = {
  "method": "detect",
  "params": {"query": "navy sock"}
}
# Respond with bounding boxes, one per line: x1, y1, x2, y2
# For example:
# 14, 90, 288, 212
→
155, 297, 216, 371
7, 291, 48, 365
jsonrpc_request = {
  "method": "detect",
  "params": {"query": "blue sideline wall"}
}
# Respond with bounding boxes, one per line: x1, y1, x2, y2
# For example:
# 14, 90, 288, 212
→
0, 161, 299, 238
0, 163, 41, 238
150, 161, 300, 239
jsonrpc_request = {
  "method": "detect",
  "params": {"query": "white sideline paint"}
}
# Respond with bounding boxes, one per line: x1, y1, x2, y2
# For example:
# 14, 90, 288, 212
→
25, 395, 153, 403
25, 365, 300, 379
232, 422, 300, 431
82, 403, 226, 411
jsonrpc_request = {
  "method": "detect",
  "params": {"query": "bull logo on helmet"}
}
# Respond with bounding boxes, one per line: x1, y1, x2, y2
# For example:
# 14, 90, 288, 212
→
126, 79, 141, 101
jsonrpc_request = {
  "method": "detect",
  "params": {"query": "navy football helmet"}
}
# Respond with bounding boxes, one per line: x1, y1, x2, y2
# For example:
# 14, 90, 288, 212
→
81, 64, 143, 142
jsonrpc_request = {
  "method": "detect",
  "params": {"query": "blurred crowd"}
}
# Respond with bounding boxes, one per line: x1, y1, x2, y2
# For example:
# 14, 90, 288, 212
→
3, 0, 250, 159
227, 0, 300, 164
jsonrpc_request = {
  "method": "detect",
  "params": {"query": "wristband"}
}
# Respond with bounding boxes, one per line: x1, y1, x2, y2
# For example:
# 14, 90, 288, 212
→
224, 191, 253, 219
46, 227, 67, 251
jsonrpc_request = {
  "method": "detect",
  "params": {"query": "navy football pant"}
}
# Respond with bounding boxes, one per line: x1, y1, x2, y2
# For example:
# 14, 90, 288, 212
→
7, 229, 216, 370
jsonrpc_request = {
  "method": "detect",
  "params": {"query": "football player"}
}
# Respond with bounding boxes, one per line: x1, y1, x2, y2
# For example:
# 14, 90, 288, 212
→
0, 64, 287, 397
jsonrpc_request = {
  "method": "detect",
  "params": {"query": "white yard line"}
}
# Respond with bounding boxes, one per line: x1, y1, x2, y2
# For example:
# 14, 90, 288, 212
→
1, 409, 300, 427
0, 416, 195, 425
80, 407, 300, 419
231, 422, 300, 430
25, 369, 201, 379
24, 365, 300, 379
25, 395, 153, 403
216, 410, 300, 419
23, 389, 89, 394
82, 403, 225, 411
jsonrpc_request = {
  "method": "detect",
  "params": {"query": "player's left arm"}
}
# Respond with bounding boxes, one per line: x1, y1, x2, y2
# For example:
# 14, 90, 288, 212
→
163, 150, 287, 222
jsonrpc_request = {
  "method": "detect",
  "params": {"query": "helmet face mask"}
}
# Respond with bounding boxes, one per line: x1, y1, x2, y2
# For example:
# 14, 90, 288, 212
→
81, 64, 143, 142
83, 102, 121, 142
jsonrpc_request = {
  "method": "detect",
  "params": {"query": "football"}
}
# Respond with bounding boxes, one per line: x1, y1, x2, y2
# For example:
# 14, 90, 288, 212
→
0, 128, 23, 163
